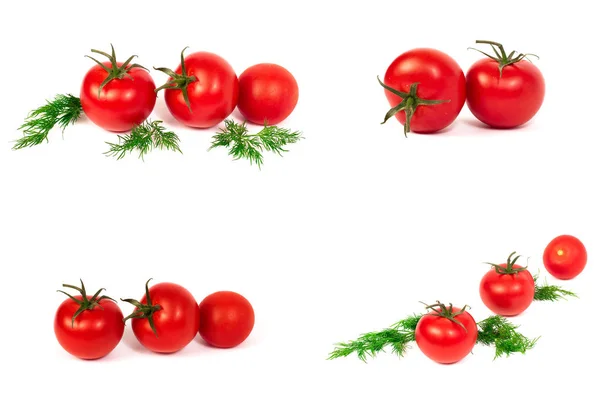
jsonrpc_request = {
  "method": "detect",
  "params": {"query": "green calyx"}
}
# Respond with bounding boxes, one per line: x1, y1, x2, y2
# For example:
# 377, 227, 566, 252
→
485, 251, 528, 275
154, 47, 197, 112
121, 279, 162, 337
421, 300, 470, 331
57, 279, 116, 328
85, 44, 148, 98
468, 40, 539, 78
377, 77, 450, 137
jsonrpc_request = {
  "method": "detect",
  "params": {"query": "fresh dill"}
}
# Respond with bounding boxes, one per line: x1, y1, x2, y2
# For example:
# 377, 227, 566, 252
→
209, 119, 303, 168
476, 315, 539, 359
13, 94, 82, 150
533, 272, 578, 302
104, 120, 182, 160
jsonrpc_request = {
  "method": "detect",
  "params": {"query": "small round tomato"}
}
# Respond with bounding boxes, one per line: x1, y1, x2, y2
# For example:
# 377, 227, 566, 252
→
155, 48, 238, 128
466, 40, 545, 128
479, 252, 535, 316
237, 63, 299, 125
123, 280, 199, 353
54, 280, 124, 360
379, 48, 466, 136
80, 45, 156, 132
198, 291, 255, 348
415, 302, 477, 364
543, 235, 587, 280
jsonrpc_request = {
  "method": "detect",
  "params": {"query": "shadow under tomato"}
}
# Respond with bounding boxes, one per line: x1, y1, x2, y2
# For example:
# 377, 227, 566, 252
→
194, 333, 257, 350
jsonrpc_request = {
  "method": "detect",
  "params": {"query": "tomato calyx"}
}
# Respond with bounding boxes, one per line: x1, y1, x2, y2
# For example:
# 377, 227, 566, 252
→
57, 279, 116, 328
85, 44, 149, 98
420, 300, 470, 331
468, 40, 539, 78
154, 47, 198, 112
484, 251, 529, 275
377, 77, 450, 137
121, 279, 162, 337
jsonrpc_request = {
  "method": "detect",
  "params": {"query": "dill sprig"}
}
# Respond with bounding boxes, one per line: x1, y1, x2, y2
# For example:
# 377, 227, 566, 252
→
533, 272, 578, 302
476, 315, 539, 359
13, 94, 82, 150
104, 120, 182, 160
209, 119, 303, 168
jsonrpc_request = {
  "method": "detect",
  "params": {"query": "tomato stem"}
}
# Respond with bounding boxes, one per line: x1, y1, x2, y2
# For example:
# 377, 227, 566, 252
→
377, 77, 450, 137
420, 300, 469, 331
85, 44, 149, 98
468, 40, 539, 78
121, 279, 162, 337
57, 279, 116, 328
484, 251, 529, 275
154, 47, 198, 112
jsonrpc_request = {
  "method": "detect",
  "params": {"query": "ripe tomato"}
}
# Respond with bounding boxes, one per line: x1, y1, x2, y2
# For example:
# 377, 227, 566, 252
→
479, 252, 535, 316
466, 40, 545, 128
198, 291, 255, 348
415, 302, 477, 364
123, 280, 200, 353
379, 48, 466, 136
155, 48, 238, 128
237, 63, 299, 125
80, 45, 156, 132
54, 280, 124, 360
543, 235, 587, 280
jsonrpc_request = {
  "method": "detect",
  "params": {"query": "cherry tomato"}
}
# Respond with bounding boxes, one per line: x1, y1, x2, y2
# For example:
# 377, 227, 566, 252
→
237, 63, 299, 125
155, 48, 238, 128
415, 302, 477, 364
123, 280, 199, 353
379, 48, 466, 136
198, 291, 255, 348
466, 40, 545, 128
479, 252, 535, 316
80, 45, 156, 132
54, 280, 124, 360
543, 235, 587, 280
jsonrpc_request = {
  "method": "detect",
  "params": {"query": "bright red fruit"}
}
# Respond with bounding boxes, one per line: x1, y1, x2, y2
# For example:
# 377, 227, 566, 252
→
415, 302, 477, 364
543, 235, 587, 280
80, 45, 156, 132
479, 252, 535, 316
198, 291, 255, 348
54, 280, 124, 360
237, 63, 299, 125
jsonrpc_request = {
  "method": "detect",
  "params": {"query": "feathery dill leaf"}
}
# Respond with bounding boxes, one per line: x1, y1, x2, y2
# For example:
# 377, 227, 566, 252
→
328, 314, 422, 362
533, 273, 578, 302
209, 119, 303, 168
104, 120, 182, 160
14, 94, 82, 150
476, 315, 538, 359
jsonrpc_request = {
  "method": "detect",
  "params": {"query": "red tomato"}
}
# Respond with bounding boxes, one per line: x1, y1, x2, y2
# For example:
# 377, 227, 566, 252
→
80, 45, 156, 132
415, 302, 477, 364
379, 48, 466, 136
54, 280, 124, 360
155, 48, 238, 128
198, 291, 255, 348
466, 40, 545, 128
543, 235, 587, 280
123, 280, 200, 353
237, 63, 299, 125
479, 252, 535, 316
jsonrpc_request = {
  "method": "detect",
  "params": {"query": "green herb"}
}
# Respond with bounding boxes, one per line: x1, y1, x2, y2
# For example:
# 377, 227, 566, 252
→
14, 94, 82, 150
104, 120, 182, 160
209, 119, 303, 168
476, 315, 538, 359
533, 272, 578, 302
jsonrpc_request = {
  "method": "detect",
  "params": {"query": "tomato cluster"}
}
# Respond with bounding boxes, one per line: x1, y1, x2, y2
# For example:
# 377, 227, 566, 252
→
379, 40, 545, 135
54, 279, 255, 360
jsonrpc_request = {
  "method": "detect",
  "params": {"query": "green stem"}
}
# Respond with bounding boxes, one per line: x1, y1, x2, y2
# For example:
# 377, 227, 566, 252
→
154, 47, 197, 112
121, 279, 162, 337
57, 280, 116, 327
468, 40, 539, 77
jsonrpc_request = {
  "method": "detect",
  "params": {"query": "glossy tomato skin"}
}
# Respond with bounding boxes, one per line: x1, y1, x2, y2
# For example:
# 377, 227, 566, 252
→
237, 63, 299, 125
479, 264, 535, 316
80, 63, 156, 132
383, 48, 466, 133
198, 291, 255, 348
54, 296, 124, 360
415, 307, 477, 364
543, 235, 587, 280
131, 282, 200, 353
466, 59, 545, 128
164, 52, 238, 128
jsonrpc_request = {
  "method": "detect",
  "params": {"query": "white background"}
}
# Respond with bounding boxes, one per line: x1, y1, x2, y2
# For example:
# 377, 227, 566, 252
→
1, 0, 598, 413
